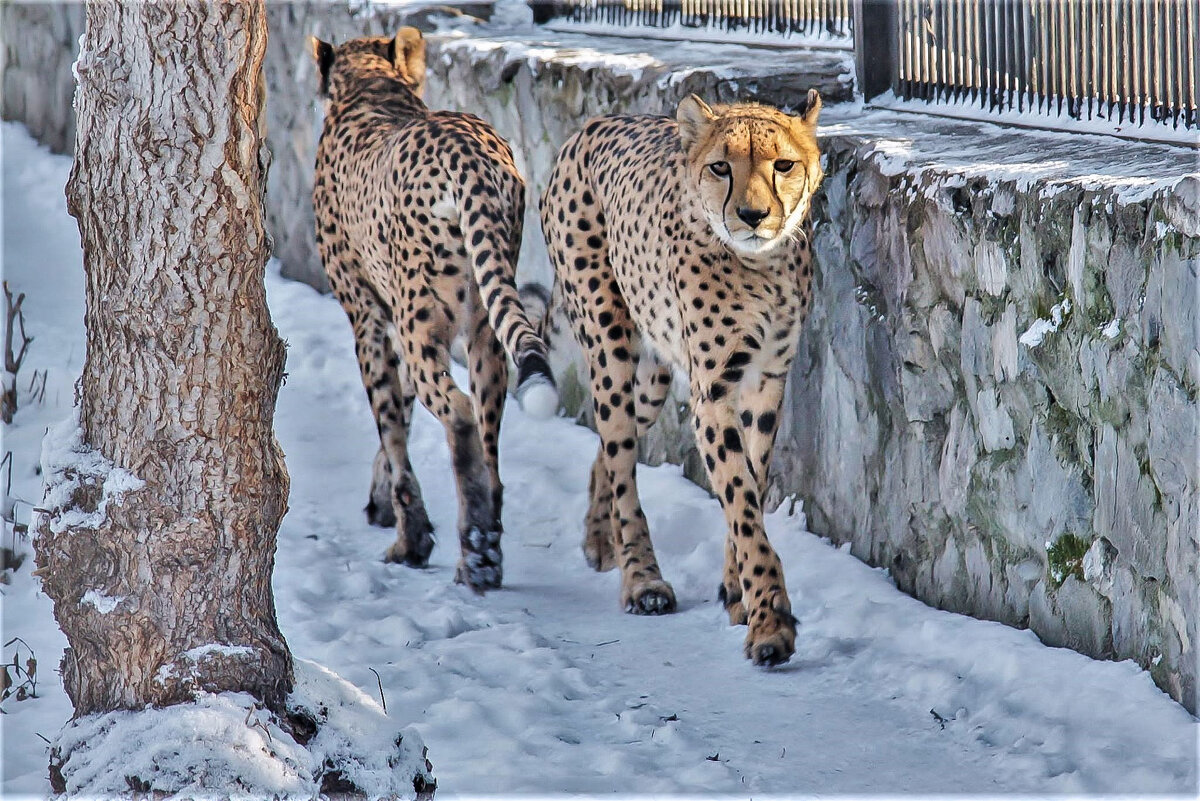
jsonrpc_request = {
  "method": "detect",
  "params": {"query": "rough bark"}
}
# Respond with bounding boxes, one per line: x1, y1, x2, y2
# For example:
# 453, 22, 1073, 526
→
35, 0, 292, 717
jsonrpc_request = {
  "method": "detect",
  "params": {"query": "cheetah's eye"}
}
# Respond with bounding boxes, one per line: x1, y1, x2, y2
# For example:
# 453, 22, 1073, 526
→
774, 159, 795, 174
708, 161, 731, 177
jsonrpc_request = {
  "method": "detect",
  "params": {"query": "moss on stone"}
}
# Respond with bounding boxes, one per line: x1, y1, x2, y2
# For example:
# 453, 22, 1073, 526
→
1046, 532, 1092, 586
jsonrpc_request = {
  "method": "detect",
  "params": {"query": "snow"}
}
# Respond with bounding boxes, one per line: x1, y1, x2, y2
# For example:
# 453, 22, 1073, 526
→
37, 412, 145, 535
542, 19, 853, 50
821, 100, 1198, 207
432, 26, 855, 99
79, 590, 122, 615
3, 122, 1198, 797
1019, 297, 1072, 348
1099, 318, 1122, 340
51, 659, 431, 800
876, 91, 1200, 148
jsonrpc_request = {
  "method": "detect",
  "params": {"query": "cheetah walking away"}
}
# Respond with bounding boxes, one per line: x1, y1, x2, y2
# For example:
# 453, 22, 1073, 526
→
310, 29, 558, 592
540, 92, 824, 665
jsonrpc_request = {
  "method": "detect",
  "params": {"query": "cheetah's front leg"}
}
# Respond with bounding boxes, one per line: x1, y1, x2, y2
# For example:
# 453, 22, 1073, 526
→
691, 390, 795, 665
719, 372, 787, 626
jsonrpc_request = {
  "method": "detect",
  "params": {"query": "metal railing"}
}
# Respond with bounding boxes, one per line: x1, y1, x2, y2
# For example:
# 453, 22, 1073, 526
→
530, 0, 855, 45
892, 0, 1199, 131
528, 0, 1198, 135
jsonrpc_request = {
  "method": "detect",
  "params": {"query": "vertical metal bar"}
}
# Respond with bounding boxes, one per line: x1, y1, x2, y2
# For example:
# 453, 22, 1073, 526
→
1131, 0, 1141, 125
1113, 0, 1121, 123
974, 0, 983, 109
1057, 0, 1068, 115
995, 0, 1004, 110
1185, 0, 1195, 126
1189, 0, 1195, 127
1032, 0, 1041, 113
916, 0, 927, 98
1004, 0, 1013, 110
1011, 0, 1020, 111
1118, 0, 1128, 123
1152, 0, 1162, 123
1018, 0, 1027, 112
1024, 0, 1034, 111
1068, 0, 1077, 117
855, 0, 899, 100
1080, 0, 1090, 119
914, 0, 925, 98
1001, 0, 1009, 106
1182, 0, 1188, 127
902, 0, 912, 97
981, 0, 991, 109
953, 0, 962, 93
932, 0, 941, 100
1138, 0, 1146, 125
1157, 0, 1168, 123
909, 0, 918, 97
955, 0, 963, 98
1099, 0, 1104, 120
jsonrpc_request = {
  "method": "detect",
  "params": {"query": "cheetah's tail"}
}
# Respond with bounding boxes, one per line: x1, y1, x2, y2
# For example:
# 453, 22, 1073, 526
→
514, 282, 558, 419
457, 186, 559, 420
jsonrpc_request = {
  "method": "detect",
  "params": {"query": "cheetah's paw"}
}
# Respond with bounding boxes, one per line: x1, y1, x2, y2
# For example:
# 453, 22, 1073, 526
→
454, 527, 503, 593
622, 578, 676, 615
743, 595, 797, 666
382, 514, 435, 568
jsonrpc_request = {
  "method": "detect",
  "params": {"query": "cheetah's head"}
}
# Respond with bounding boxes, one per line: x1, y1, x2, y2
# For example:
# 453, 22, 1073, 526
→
677, 92, 823, 258
309, 28, 426, 102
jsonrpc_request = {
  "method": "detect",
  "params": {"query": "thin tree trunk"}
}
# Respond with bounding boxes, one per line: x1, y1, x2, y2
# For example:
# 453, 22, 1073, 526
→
36, 0, 291, 717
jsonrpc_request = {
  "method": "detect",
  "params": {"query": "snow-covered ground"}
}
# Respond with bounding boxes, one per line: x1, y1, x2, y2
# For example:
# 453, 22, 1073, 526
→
2, 122, 1197, 797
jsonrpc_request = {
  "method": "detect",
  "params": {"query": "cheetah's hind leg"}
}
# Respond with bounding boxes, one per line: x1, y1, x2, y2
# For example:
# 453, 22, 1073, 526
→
366, 447, 397, 528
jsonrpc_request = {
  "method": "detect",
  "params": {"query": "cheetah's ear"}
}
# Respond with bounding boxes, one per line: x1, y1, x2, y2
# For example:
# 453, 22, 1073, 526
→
310, 36, 334, 84
389, 27, 427, 97
676, 94, 718, 151
794, 88, 822, 127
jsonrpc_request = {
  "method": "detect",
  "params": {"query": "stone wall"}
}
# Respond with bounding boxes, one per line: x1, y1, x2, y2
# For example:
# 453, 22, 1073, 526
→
4, 2, 1196, 711
781, 117, 1198, 709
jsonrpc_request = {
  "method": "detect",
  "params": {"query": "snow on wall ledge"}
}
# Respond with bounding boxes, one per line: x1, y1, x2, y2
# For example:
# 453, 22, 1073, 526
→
6, 1, 1196, 712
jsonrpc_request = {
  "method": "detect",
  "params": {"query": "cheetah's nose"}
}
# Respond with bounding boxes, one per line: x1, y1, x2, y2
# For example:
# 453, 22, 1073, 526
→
736, 207, 770, 229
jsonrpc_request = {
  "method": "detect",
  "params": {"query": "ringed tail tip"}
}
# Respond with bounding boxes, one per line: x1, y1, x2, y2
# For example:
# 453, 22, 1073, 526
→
516, 352, 559, 420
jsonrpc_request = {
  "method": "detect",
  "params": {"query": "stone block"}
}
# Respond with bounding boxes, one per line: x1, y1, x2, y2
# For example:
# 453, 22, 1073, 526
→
1093, 424, 1167, 580
974, 386, 1016, 452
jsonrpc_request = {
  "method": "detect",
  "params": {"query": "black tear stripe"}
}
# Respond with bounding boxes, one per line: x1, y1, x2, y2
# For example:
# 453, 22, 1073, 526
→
720, 171, 734, 242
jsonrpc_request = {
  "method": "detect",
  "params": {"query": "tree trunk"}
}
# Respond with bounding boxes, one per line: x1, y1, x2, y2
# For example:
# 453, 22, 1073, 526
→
36, 0, 291, 717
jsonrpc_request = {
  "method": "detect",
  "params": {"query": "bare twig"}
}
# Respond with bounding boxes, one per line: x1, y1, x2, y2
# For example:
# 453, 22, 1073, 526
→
243, 705, 273, 742
369, 667, 387, 714
1, 451, 12, 522
1, 638, 38, 704
26, 370, 47, 405
3, 282, 33, 424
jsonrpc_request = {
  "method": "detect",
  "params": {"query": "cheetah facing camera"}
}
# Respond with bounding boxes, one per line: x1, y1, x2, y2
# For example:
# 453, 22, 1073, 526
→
541, 91, 824, 665
310, 29, 558, 592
